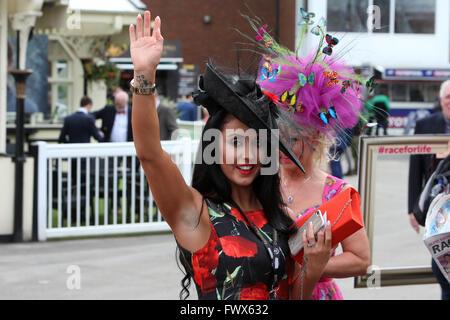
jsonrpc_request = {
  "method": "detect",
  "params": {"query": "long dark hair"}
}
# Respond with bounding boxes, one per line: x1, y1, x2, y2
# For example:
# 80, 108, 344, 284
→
176, 108, 294, 300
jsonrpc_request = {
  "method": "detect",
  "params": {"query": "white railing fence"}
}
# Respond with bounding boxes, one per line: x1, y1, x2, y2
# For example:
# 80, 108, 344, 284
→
35, 139, 199, 241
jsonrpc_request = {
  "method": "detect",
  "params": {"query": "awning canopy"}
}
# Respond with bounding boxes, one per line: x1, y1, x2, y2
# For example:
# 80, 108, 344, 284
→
116, 62, 179, 71
68, 0, 145, 12
36, 0, 145, 36
110, 40, 183, 71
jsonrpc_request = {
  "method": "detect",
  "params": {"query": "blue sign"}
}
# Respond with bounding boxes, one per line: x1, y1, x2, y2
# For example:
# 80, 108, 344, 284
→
384, 68, 450, 80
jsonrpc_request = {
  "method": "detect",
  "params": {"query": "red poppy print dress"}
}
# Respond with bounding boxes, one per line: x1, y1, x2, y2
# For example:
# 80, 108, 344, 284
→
178, 198, 294, 300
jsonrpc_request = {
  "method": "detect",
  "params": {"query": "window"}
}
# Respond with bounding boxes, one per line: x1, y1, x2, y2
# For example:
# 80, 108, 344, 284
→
327, 0, 369, 32
391, 83, 407, 101
425, 84, 440, 103
389, 83, 439, 102
395, 0, 435, 33
372, 0, 390, 33
409, 84, 424, 102
48, 59, 72, 121
48, 38, 74, 121
375, 83, 389, 96
327, 0, 436, 34
56, 61, 68, 78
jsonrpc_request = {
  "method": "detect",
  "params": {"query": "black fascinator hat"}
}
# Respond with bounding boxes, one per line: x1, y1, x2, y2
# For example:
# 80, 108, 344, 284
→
192, 63, 305, 173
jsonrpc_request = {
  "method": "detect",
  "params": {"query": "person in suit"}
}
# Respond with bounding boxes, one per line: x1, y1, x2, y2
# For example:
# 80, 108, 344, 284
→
177, 94, 197, 121
408, 79, 450, 300
58, 96, 103, 143
58, 96, 103, 224
92, 90, 133, 142
156, 92, 178, 140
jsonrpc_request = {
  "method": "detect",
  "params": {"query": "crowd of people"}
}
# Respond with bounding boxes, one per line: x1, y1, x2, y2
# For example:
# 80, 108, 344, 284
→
58, 88, 180, 144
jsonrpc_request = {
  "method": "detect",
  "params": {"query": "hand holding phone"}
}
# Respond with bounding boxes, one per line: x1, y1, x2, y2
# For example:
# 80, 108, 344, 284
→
288, 210, 327, 256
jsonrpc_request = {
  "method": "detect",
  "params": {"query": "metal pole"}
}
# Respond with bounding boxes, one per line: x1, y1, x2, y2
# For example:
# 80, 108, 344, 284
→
10, 69, 33, 242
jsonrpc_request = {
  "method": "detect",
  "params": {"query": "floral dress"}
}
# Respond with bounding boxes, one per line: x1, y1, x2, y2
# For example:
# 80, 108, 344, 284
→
295, 175, 347, 300
178, 198, 294, 300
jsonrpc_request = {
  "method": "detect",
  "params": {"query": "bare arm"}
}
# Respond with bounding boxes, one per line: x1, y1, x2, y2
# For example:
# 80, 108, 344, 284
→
130, 11, 209, 252
321, 228, 370, 278
322, 184, 371, 278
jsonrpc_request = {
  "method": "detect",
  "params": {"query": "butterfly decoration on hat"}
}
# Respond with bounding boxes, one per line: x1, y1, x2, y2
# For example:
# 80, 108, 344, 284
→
255, 24, 267, 41
366, 76, 377, 93
311, 17, 326, 36
298, 72, 315, 87
280, 92, 304, 115
322, 34, 339, 56
242, 8, 377, 138
341, 80, 353, 93
260, 56, 278, 83
255, 24, 273, 48
280, 91, 297, 108
318, 103, 337, 125
324, 71, 339, 87
299, 8, 315, 25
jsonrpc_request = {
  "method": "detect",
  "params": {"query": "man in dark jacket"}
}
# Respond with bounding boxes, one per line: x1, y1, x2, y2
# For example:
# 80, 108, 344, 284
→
156, 92, 178, 140
408, 80, 450, 300
58, 96, 103, 143
92, 90, 133, 142
58, 96, 103, 224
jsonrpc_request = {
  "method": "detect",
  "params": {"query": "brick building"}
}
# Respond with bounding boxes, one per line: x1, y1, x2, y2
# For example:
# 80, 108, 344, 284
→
138, 0, 296, 98
142, 0, 295, 70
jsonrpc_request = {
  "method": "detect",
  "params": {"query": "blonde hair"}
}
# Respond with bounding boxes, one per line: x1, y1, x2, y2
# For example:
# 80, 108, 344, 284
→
313, 132, 335, 166
277, 111, 336, 167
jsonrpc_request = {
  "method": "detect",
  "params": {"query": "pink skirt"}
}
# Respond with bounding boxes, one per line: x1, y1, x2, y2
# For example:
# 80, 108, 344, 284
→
311, 277, 343, 300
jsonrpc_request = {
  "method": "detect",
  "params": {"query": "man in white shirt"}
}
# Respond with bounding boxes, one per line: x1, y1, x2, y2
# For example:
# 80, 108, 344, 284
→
110, 91, 129, 142
93, 91, 133, 142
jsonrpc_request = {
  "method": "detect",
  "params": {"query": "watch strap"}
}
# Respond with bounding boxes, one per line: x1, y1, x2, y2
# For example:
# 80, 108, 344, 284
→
130, 78, 156, 95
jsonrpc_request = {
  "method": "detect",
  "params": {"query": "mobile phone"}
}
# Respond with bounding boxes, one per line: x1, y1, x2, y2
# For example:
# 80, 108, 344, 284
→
288, 210, 325, 256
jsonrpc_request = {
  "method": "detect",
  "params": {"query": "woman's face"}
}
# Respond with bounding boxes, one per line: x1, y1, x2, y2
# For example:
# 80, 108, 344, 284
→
279, 128, 317, 170
219, 116, 261, 187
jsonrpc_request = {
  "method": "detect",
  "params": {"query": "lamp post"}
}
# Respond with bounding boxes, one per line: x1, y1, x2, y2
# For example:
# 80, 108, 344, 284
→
9, 69, 33, 242
8, 0, 44, 242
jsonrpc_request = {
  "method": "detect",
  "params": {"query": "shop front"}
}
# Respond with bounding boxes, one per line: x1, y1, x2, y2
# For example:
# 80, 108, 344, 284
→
374, 67, 447, 134
110, 40, 183, 100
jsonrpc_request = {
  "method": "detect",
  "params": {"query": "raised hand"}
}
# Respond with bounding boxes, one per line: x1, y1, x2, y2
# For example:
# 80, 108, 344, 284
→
129, 10, 164, 85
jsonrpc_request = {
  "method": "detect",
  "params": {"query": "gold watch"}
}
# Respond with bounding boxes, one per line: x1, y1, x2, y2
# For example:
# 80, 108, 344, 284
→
130, 78, 156, 95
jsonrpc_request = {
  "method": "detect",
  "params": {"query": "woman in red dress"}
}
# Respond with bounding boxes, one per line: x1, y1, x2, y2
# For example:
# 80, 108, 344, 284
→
129, 10, 333, 300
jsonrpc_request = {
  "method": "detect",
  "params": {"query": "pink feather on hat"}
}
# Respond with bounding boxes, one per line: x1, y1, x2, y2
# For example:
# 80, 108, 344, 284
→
257, 51, 363, 138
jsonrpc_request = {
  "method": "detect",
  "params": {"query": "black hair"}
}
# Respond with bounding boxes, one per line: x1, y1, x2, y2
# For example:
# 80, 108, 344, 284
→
176, 107, 294, 300
80, 96, 92, 107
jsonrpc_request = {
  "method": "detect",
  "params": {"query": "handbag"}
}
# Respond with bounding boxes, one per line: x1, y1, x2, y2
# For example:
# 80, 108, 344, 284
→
290, 187, 364, 264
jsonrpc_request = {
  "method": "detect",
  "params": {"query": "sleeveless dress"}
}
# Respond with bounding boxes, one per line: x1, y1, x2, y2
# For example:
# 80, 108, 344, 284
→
294, 175, 347, 300
178, 198, 294, 300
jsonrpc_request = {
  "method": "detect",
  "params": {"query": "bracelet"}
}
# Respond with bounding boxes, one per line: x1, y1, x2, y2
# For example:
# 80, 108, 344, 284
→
130, 78, 156, 95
